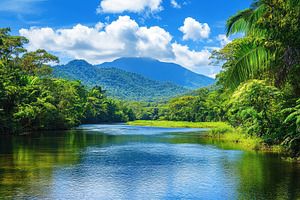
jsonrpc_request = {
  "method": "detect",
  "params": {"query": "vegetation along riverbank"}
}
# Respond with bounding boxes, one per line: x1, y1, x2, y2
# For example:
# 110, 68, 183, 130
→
128, 120, 284, 154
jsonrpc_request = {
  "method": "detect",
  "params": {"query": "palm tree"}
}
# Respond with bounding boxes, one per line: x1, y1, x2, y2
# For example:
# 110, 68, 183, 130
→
222, 0, 300, 89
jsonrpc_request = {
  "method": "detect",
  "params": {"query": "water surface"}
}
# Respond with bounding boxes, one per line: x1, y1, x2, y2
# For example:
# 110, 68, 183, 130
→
0, 124, 299, 200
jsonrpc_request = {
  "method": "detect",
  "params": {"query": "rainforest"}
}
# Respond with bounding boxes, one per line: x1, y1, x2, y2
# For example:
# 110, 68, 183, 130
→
0, 0, 300, 199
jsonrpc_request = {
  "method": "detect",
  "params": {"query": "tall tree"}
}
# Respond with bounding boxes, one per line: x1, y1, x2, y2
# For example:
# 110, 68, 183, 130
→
219, 0, 300, 92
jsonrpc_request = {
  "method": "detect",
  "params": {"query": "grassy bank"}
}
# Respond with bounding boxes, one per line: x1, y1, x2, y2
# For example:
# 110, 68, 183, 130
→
127, 120, 283, 153
127, 120, 231, 129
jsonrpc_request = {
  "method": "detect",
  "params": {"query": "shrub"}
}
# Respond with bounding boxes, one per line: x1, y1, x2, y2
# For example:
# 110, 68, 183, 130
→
227, 80, 284, 138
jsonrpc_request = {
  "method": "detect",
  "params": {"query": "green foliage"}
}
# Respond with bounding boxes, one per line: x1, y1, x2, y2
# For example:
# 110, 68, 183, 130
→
1, 0, 300, 157
123, 101, 165, 120
282, 99, 300, 156
211, 38, 271, 88
209, 0, 300, 157
227, 80, 284, 138
83, 87, 135, 123
53, 60, 189, 102
216, 0, 300, 91
126, 0, 300, 157
162, 88, 227, 122
0, 28, 135, 134
166, 96, 197, 121
0, 28, 28, 60
20, 49, 59, 75
128, 120, 231, 129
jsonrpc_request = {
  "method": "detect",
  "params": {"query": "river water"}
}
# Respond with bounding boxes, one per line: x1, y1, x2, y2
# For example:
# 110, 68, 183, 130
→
0, 124, 299, 200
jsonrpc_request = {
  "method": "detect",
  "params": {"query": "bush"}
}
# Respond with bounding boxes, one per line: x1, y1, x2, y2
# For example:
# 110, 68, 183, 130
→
282, 98, 300, 156
227, 80, 284, 138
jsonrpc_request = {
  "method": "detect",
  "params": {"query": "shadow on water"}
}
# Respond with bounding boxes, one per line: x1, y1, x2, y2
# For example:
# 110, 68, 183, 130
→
0, 124, 299, 199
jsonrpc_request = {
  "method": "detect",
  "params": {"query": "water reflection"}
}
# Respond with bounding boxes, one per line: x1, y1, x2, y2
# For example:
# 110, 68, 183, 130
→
0, 124, 299, 199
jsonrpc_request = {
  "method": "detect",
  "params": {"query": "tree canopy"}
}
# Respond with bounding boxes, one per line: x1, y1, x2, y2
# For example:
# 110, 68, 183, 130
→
0, 28, 135, 134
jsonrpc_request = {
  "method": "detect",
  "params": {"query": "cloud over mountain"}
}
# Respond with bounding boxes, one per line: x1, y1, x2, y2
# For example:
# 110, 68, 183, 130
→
20, 16, 219, 76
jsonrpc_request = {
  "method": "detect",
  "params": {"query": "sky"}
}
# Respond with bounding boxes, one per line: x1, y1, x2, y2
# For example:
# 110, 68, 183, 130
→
0, 0, 252, 77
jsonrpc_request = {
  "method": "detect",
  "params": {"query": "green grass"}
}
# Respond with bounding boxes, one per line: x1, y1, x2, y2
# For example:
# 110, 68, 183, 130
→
127, 120, 283, 153
127, 120, 231, 129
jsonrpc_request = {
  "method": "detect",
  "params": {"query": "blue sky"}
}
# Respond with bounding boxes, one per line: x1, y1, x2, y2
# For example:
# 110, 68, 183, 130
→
0, 0, 252, 77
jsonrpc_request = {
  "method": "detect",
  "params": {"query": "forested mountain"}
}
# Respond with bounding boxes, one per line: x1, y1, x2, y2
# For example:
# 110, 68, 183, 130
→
52, 60, 189, 101
97, 57, 215, 89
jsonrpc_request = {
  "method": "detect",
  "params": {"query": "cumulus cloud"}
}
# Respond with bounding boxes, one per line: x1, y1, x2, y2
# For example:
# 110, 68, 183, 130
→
20, 16, 171, 63
97, 0, 163, 14
171, 43, 217, 76
19, 15, 218, 77
170, 0, 181, 8
217, 34, 231, 46
136, 26, 173, 58
179, 17, 210, 41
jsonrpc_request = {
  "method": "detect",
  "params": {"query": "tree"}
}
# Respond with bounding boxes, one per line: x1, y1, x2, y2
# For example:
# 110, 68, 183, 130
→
0, 28, 28, 62
0, 28, 135, 134
217, 0, 300, 92
83, 86, 107, 123
227, 80, 284, 138
282, 98, 300, 156
166, 96, 196, 121
20, 49, 59, 76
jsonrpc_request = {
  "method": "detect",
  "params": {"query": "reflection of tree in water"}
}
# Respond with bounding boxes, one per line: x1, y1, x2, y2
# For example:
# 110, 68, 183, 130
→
0, 130, 118, 199
0, 130, 300, 199
234, 153, 300, 200
171, 134, 300, 200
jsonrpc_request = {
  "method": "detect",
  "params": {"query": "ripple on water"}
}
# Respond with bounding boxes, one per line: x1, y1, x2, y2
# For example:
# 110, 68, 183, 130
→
0, 124, 300, 200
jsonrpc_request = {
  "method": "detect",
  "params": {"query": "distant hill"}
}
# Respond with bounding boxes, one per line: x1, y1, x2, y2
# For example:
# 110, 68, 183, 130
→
52, 60, 189, 102
97, 57, 215, 89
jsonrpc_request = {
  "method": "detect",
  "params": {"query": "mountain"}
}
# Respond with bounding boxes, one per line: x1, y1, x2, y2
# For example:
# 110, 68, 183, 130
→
97, 57, 215, 89
52, 60, 189, 102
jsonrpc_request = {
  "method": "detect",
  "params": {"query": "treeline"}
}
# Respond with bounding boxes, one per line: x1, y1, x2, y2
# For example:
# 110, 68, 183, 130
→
0, 28, 134, 134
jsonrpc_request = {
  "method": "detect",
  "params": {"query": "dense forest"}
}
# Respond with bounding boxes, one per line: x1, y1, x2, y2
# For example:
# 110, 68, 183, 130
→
0, 28, 135, 134
1, 0, 300, 157
53, 60, 189, 102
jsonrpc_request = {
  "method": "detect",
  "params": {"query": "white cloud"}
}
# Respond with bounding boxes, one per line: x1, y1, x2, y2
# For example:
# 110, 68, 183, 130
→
20, 16, 171, 64
97, 0, 163, 14
172, 43, 211, 72
217, 34, 231, 46
179, 17, 210, 41
136, 26, 173, 59
19, 15, 219, 77
170, 0, 181, 8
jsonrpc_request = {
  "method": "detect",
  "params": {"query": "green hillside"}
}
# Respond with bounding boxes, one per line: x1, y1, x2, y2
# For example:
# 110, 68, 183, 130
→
52, 60, 189, 101
98, 57, 215, 89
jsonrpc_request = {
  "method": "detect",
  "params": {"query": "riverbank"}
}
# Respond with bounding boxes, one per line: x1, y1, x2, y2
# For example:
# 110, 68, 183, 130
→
127, 120, 231, 129
127, 120, 283, 153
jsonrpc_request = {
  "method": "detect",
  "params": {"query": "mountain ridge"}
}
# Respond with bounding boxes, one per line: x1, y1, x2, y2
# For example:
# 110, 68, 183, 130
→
52, 60, 189, 102
97, 57, 215, 89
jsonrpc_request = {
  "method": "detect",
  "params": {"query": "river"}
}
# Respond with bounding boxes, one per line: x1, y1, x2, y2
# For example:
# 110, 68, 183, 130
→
0, 124, 299, 200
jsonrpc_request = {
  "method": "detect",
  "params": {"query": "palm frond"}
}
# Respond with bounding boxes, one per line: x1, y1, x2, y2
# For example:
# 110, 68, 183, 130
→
226, 3, 267, 37
226, 9, 252, 36
225, 43, 270, 88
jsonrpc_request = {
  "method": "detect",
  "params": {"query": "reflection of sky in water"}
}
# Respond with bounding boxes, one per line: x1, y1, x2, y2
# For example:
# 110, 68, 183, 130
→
1, 124, 300, 200
52, 142, 242, 200
77, 124, 206, 135
50, 124, 242, 200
